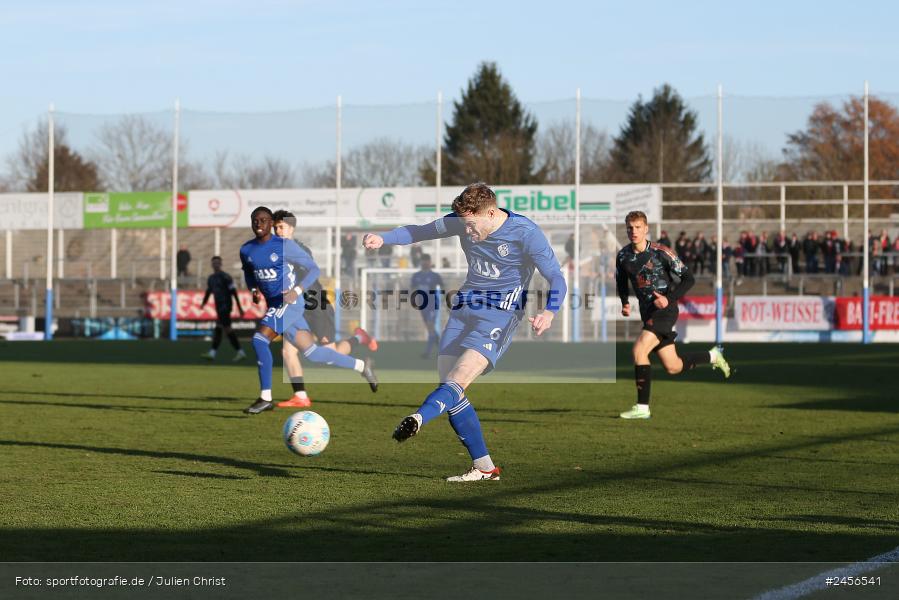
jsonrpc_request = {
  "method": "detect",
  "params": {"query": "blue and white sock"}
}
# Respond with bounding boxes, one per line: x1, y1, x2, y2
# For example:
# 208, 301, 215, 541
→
414, 381, 463, 426
252, 332, 273, 394
448, 396, 493, 469
302, 343, 362, 371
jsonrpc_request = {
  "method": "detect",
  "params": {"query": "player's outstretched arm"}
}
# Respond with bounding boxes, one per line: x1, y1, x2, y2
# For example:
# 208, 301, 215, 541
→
364, 215, 463, 248
362, 233, 384, 249
283, 240, 320, 304
525, 228, 568, 315
523, 228, 567, 336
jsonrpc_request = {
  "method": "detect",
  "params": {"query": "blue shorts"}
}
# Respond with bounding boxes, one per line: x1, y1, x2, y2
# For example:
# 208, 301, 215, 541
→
260, 299, 309, 340
438, 304, 522, 373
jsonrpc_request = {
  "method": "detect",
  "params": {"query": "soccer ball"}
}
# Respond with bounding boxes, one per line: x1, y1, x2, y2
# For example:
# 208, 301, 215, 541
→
282, 411, 330, 456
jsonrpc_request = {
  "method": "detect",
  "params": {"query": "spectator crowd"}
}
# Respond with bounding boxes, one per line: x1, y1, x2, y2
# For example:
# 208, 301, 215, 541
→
652, 229, 899, 278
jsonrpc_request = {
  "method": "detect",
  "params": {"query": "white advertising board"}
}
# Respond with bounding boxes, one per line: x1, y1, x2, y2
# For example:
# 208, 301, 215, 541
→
734, 296, 833, 331
0, 193, 83, 230
188, 184, 661, 229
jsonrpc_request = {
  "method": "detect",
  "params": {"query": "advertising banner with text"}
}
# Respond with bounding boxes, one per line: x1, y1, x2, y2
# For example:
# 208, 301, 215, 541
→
833, 296, 899, 330
84, 192, 188, 229
734, 296, 833, 331
144, 290, 266, 320
0, 193, 83, 230
591, 295, 722, 322
188, 184, 661, 229
678, 296, 723, 320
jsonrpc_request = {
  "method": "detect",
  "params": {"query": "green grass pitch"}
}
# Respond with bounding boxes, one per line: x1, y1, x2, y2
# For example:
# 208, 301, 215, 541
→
1, 340, 898, 563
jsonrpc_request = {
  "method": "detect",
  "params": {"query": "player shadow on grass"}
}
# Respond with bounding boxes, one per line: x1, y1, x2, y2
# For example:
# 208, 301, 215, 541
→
315, 397, 611, 417
0, 440, 433, 481
0, 398, 241, 416
636, 475, 899, 500
4, 421, 899, 562
771, 396, 899, 414
764, 514, 899, 531
1, 388, 237, 403
625, 343, 899, 395
152, 470, 252, 481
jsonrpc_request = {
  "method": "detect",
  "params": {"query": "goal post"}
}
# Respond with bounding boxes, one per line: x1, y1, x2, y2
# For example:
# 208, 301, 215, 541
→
359, 267, 466, 333
357, 266, 591, 344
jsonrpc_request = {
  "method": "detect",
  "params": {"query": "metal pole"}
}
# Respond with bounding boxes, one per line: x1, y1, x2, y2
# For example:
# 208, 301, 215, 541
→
45, 103, 55, 341
160, 228, 166, 280
170, 99, 180, 341
573, 88, 581, 342
862, 82, 871, 344
600, 258, 608, 343
561, 266, 570, 343
779, 185, 786, 233
335, 95, 342, 336
57, 229, 64, 279
326, 226, 333, 277
842, 184, 849, 241
5, 230, 11, 279
715, 85, 724, 346
360, 268, 368, 330
214, 227, 221, 256
110, 228, 117, 278
435, 90, 443, 268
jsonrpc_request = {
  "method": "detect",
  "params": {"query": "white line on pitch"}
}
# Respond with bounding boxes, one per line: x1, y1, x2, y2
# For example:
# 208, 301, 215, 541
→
751, 544, 899, 600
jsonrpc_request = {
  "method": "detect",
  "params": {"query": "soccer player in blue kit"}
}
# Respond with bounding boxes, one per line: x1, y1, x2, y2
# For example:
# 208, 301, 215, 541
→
410, 253, 443, 359
363, 183, 566, 481
240, 206, 378, 415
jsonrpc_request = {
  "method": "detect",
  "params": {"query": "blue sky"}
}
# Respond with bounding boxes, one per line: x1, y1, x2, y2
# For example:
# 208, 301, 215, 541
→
2, 0, 898, 165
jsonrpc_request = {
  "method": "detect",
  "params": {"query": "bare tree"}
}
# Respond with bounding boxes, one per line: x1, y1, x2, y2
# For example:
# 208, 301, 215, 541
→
721, 136, 778, 183
302, 137, 428, 188
537, 121, 610, 184
179, 158, 214, 190
4, 120, 66, 192
90, 115, 171, 191
301, 160, 337, 189
89, 115, 213, 192
213, 152, 297, 189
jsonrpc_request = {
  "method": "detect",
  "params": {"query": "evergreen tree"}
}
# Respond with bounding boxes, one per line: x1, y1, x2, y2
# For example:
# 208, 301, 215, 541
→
425, 62, 540, 186
606, 84, 711, 184
30, 143, 100, 192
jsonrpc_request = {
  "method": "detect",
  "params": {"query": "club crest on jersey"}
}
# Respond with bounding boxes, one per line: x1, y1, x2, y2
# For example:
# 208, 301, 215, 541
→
269, 252, 279, 263
497, 243, 510, 257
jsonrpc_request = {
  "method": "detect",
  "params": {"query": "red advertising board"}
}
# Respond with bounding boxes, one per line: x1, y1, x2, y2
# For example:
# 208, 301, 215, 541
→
678, 296, 722, 320
144, 290, 267, 320
834, 296, 899, 330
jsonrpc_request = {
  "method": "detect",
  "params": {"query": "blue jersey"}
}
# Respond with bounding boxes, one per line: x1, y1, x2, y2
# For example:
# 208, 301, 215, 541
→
382, 210, 566, 313
239, 236, 320, 306
411, 269, 444, 313
411, 269, 444, 293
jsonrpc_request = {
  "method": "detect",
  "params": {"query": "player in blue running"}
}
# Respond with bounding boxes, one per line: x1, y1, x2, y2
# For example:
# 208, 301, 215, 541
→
240, 206, 378, 415
363, 183, 566, 481
410, 253, 443, 359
